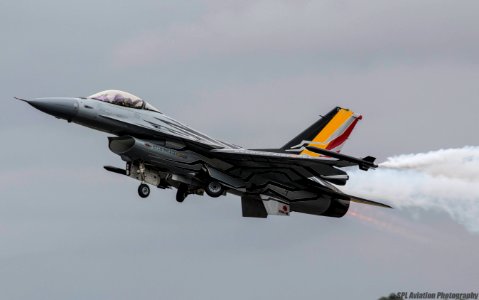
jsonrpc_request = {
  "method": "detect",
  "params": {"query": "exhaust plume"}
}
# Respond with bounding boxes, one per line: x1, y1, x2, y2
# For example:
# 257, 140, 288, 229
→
343, 147, 479, 233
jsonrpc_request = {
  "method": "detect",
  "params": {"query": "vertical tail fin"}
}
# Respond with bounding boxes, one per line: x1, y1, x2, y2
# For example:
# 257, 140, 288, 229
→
282, 107, 362, 157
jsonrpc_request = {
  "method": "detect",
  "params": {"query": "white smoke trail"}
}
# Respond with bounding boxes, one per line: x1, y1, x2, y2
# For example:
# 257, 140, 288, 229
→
342, 146, 479, 233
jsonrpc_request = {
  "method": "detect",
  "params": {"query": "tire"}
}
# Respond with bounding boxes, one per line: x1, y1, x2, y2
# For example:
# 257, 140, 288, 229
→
176, 184, 188, 203
138, 184, 150, 198
205, 180, 224, 198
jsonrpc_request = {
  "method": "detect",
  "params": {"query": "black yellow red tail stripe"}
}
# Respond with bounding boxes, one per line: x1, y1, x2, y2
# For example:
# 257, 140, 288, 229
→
282, 107, 362, 157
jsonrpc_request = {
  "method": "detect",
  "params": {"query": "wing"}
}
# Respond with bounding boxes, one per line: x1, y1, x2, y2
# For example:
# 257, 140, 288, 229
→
210, 148, 391, 208
99, 114, 234, 150
210, 148, 358, 169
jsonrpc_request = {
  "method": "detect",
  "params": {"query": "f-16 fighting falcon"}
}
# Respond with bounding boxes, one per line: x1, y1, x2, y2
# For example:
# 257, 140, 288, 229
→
17, 90, 390, 218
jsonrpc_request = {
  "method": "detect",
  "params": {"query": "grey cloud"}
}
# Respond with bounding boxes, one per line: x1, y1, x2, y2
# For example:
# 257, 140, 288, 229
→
112, 0, 479, 67
175, 62, 479, 156
1, 1, 479, 299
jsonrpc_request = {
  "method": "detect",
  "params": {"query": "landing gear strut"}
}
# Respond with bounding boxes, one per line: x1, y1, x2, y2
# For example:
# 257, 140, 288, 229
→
138, 183, 150, 198
176, 183, 188, 203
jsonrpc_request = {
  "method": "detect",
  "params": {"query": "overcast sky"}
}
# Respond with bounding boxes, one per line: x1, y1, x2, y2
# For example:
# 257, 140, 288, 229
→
1, 1, 479, 299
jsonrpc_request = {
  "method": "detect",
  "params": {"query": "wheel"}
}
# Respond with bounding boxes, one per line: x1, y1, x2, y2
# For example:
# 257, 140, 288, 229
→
205, 180, 224, 198
176, 183, 188, 203
138, 183, 150, 198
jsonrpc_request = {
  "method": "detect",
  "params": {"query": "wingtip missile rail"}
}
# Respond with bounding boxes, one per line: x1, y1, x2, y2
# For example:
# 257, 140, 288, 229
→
305, 145, 378, 171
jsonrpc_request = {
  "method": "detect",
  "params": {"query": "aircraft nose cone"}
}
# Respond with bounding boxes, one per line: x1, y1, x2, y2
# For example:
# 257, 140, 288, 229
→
27, 97, 79, 121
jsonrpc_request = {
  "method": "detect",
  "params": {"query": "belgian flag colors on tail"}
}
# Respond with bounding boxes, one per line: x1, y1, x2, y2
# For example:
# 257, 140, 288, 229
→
282, 107, 362, 157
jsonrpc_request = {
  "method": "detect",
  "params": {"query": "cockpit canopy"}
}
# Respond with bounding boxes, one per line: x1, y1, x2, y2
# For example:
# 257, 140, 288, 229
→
88, 90, 160, 112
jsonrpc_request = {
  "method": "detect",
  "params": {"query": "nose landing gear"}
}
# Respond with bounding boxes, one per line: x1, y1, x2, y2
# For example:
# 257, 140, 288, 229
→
136, 162, 151, 198
138, 183, 150, 198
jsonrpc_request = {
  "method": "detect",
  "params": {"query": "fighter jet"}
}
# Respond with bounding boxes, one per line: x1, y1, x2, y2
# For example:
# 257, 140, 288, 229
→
18, 89, 390, 218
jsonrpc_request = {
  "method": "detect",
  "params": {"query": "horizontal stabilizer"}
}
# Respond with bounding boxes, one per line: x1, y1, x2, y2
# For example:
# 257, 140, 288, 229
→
349, 195, 392, 208
104, 165, 126, 175
313, 185, 392, 208
305, 145, 377, 171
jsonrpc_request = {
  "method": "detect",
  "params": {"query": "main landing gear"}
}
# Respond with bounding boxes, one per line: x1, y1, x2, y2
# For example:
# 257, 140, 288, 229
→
138, 183, 150, 198
205, 180, 224, 198
175, 180, 224, 202
176, 183, 188, 203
